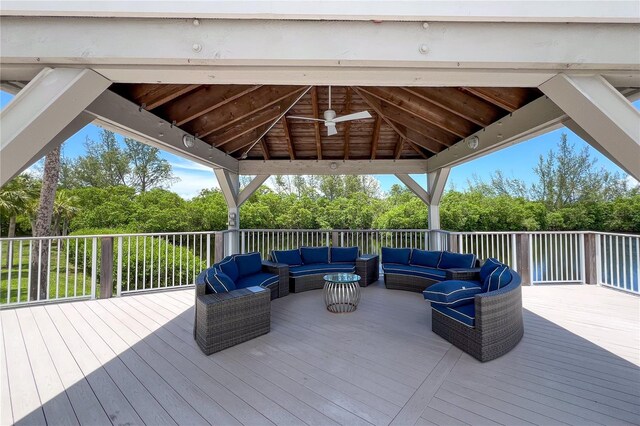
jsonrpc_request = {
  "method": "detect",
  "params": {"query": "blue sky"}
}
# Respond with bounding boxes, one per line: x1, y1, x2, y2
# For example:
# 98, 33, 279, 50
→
2, 91, 637, 198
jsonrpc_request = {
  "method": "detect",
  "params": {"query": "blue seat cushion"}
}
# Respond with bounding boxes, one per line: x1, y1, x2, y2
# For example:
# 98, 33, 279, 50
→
217, 256, 239, 282
271, 249, 303, 266
480, 258, 503, 282
290, 263, 355, 277
236, 272, 279, 289
382, 264, 446, 281
438, 251, 477, 269
300, 246, 329, 265
423, 280, 482, 307
484, 265, 513, 292
204, 269, 236, 294
381, 247, 412, 265
410, 249, 442, 268
330, 246, 359, 263
234, 252, 263, 277
432, 302, 476, 327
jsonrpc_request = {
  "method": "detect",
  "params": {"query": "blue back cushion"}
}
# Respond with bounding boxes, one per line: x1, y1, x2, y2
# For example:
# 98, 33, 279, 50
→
330, 247, 359, 263
438, 252, 476, 269
300, 246, 329, 265
271, 249, 303, 266
205, 269, 236, 293
218, 257, 239, 282
480, 258, 502, 282
484, 266, 513, 292
382, 247, 412, 265
410, 249, 442, 268
234, 252, 263, 277
423, 280, 483, 307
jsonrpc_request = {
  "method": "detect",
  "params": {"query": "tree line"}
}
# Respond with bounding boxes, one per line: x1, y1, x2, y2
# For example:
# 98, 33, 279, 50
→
1, 130, 639, 239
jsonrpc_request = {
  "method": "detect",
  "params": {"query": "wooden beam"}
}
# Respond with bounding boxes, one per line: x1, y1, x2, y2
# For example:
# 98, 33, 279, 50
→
258, 138, 270, 160
395, 174, 430, 204
221, 126, 268, 155
311, 86, 322, 160
463, 87, 532, 112
124, 84, 200, 110
355, 89, 455, 148
281, 116, 296, 160
344, 87, 352, 160
240, 159, 429, 176
358, 86, 475, 138
354, 88, 444, 155
160, 84, 260, 125
189, 85, 304, 138
370, 115, 381, 160
407, 140, 429, 159
394, 136, 405, 159
209, 88, 307, 147
403, 87, 503, 127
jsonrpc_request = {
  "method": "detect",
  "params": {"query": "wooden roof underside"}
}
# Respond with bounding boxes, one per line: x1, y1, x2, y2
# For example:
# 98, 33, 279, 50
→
112, 84, 541, 161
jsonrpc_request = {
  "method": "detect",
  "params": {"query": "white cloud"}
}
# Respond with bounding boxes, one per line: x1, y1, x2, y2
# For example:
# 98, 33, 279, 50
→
626, 175, 639, 188
167, 159, 219, 199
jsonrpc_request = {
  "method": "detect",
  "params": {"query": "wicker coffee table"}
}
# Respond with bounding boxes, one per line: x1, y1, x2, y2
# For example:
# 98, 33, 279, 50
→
323, 273, 361, 313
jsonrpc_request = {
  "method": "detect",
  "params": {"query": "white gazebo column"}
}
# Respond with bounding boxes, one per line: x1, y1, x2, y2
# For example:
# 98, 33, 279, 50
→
214, 169, 269, 257
0, 67, 110, 185
427, 167, 450, 250
540, 74, 640, 181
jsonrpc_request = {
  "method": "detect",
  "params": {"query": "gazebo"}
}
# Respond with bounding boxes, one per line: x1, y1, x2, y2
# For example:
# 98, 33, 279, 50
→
1, 1, 638, 259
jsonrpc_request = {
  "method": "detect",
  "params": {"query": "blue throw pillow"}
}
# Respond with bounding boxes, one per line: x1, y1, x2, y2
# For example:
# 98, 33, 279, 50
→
423, 280, 482, 307
205, 269, 236, 293
330, 246, 359, 263
480, 258, 502, 282
438, 252, 476, 269
381, 247, 412, 265
300, 246, 329, 264
218, 257, 239, 282
410, 249, 442, 268
484, 266, 513, 292
271, 249, 303, 266
234, 252, 263, 277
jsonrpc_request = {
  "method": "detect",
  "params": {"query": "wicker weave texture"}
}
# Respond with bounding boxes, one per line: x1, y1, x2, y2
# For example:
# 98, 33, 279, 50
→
356, 255, 379, 287
431, 275, 524, 362
383, 273, 438, 293
195, 287, 271, 355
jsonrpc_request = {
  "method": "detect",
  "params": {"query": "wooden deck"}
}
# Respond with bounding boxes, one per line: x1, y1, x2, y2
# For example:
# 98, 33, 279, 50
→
1, 282, 639, 426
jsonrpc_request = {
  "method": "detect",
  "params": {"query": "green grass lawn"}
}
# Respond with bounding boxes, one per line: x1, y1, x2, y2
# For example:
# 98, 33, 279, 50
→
1, 242, 94, 304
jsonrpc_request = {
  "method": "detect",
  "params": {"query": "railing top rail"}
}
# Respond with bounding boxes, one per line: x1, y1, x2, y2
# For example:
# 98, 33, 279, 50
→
0, 230, 223, 241
593, 231, 640, 238
240, 229, 443, 232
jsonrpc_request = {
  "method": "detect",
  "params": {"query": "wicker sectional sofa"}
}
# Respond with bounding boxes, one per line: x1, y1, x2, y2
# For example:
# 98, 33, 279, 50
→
381, 247, 480, 292
424, 259, 524, 362
268, 246, 379, 293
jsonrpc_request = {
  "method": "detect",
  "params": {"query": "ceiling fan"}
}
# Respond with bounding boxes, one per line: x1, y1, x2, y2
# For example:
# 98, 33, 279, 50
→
287, 86, 372, 136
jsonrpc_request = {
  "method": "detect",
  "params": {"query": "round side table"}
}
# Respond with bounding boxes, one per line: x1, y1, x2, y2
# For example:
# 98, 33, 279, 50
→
323, 273, 361, 313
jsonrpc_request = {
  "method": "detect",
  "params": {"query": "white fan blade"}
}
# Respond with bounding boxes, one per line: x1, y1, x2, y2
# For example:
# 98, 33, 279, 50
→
327, 125, 338, 136
333, 111, 372, 123
287, 115, 325, 123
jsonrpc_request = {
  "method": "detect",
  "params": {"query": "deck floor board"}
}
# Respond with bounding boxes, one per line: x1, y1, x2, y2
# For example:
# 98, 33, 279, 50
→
3, 282, 639, 425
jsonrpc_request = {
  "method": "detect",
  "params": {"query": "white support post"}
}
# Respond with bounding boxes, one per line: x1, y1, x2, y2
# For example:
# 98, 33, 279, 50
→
0, 67, 110, 185
540, 74, 640, 181
214, 171, 270, 256
427, 167, 450, 249
394, 174, 430, 204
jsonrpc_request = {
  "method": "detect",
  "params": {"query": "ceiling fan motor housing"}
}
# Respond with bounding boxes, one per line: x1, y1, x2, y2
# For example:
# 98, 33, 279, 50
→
323, 109, 337, 121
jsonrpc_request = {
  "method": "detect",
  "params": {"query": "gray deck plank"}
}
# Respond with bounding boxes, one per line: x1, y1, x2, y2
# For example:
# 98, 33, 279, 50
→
0, 310, 46, 426
57, 303, 178, 426
29, 306, 112, 426
14, 308, 79, 426
44, 304, 145, 426
4, 283, 639, 426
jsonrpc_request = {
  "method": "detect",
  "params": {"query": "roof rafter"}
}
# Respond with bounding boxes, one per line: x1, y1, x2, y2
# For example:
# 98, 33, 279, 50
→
344, 87, 351, 160
160, 84, 261, 126
281, 116, 296, 160
370, 115, 381, 160
311, 86, 322, 160
124, 84, 200, 110
357, 86, 475, 138
462, 87, 532, 112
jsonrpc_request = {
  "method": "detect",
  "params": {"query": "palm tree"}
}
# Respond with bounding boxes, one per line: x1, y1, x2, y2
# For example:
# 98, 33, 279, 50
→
0, 175, 35, 237
53, 190, 80, 236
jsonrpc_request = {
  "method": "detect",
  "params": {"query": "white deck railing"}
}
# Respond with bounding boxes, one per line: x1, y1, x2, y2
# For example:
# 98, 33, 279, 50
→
597, 232, 639, 294
2, 228, 638, 306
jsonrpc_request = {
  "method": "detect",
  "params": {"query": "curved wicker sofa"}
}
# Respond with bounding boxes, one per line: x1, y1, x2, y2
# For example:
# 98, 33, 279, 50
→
430, 269, 524, 362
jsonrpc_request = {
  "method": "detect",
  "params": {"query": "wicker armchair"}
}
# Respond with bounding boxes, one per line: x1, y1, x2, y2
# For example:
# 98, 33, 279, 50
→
431, 270, 524, 362
194, 275, 270, 355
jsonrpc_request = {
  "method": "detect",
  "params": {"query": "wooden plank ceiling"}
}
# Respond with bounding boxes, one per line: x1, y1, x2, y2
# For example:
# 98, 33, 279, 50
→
112, 84, 541, 161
